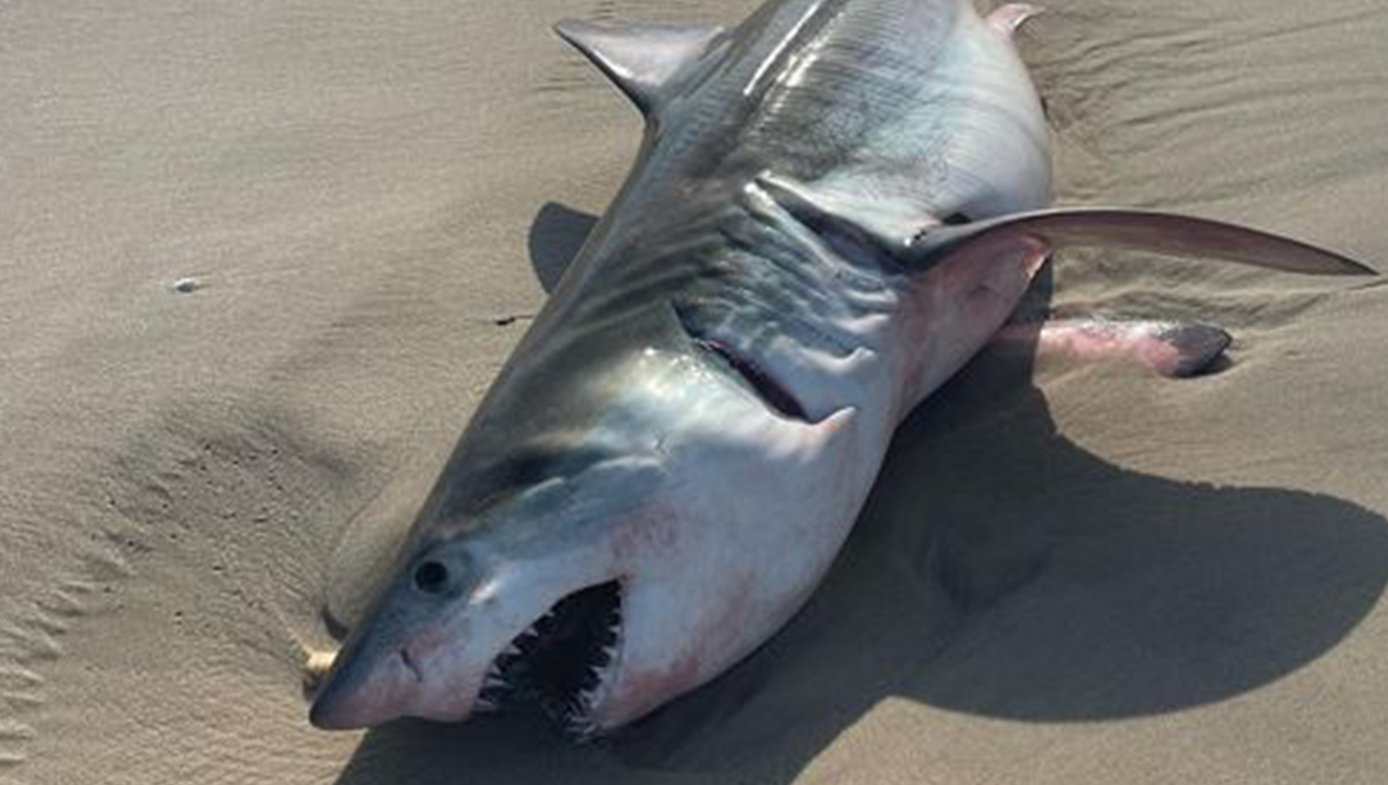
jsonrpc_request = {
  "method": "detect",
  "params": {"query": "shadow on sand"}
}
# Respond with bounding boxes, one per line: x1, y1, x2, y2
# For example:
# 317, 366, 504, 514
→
328, 203, 1388, 784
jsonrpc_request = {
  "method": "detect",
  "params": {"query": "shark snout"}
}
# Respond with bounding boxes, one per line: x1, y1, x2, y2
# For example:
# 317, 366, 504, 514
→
311, 634, 490, 729
309, 646, 420, 730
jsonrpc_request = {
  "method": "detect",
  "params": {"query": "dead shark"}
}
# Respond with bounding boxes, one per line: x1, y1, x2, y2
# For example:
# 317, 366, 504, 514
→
309, 0, 1372, 734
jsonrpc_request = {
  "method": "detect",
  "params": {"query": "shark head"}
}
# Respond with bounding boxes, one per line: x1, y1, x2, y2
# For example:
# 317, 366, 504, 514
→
308, 435, 665, 733
310, 345, 866, 735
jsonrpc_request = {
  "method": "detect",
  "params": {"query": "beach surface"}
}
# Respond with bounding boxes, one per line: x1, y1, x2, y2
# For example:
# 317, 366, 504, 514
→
3, 1, 1387, 783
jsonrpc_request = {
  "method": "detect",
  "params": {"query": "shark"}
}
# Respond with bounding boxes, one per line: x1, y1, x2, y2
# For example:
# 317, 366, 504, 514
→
308, 0, 1373, 735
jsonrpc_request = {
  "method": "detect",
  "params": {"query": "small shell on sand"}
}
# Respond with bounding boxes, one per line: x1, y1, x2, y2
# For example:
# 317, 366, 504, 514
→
172, 277, 201, 293
302, 649, 338, 693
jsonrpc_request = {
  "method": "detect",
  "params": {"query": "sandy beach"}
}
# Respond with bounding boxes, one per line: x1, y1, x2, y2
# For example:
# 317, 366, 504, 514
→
3, 1, 1387, 783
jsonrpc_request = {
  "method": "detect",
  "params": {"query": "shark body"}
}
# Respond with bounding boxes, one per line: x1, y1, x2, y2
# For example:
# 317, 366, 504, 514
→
310, 0, 1371, 734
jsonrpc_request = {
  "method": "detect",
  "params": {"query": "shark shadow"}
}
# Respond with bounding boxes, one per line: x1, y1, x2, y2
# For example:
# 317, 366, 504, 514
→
328, 204, 1388, 785
527, 202, 599, 295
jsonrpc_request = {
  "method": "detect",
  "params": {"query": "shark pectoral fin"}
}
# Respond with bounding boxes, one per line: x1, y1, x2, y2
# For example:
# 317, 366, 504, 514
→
911, 208, 1377, 277
754, 178, 1376, 278
992, 318, 1232, 378
987, 4, 1044, 37
554, 19, 725, 113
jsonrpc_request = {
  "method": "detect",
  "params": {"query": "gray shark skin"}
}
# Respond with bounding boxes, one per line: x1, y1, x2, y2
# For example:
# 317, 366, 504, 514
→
309, 0, 1372, 735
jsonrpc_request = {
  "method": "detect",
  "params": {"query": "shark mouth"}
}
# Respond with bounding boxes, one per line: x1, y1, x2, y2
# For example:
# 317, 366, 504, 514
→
476, 580, 622, 731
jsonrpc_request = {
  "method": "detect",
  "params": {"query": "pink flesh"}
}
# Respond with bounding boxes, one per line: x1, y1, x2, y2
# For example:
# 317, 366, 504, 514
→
986, 3, 1042, 36
991, 319, 1231, 378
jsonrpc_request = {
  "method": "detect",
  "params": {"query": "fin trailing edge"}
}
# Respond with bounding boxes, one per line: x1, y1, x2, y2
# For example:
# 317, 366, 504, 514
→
755, 172, 1374, 278
917, 209, 1376, 277
555, 18, 724, 113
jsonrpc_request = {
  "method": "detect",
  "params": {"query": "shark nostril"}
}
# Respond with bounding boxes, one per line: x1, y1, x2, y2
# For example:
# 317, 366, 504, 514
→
414, 560, 449, 594
400, 647, 423, 682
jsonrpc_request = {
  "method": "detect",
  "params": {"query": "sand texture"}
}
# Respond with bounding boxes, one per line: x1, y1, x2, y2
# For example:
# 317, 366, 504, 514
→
3, 1, 1387, 783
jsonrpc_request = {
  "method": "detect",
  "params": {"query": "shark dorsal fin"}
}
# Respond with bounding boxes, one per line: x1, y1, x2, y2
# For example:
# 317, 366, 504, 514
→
555, 19, 724, 114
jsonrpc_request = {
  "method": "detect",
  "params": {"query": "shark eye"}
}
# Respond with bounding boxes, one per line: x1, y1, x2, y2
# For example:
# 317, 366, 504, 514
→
414, 560, 450, 594
942, 211, 972, 226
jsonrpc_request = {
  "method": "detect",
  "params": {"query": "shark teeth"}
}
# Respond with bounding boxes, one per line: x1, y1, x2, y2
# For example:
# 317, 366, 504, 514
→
472, 580, 623, 731
563, 631, 622, 738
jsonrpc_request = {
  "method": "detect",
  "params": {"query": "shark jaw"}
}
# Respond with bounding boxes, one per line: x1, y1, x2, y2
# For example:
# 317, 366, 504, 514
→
473, 578, 626, 734
308, 341, 877, 736
309, 547, 638, 736
308, 554, 749, 737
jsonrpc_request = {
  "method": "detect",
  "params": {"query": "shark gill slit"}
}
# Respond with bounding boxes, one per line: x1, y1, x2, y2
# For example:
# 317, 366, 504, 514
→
671, 300, 810, 421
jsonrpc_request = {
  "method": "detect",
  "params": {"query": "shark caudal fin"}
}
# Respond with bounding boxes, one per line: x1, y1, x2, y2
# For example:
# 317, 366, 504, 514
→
554, 19, 724, 114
